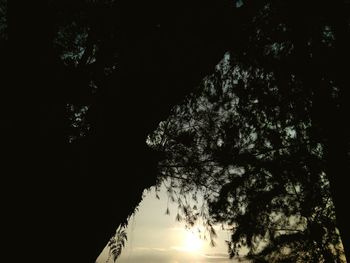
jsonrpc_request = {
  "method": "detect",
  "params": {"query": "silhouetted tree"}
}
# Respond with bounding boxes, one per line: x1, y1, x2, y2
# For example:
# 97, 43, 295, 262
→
3, 0, 349, 262
148, 0, 350, 261
4, 0, 233, 262
149, 52, 346, 262
224, 3, 350, 259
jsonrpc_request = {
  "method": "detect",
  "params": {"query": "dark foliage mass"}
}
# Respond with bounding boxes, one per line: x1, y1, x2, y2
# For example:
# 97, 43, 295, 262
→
3, 0, 230, 262
148, 1, 350, 262
2, 0, 349, 262
149, 55, 344, 261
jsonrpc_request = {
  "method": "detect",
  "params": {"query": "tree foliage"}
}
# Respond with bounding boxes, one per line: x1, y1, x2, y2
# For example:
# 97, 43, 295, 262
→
149, 52, 345, 262
4, 0, 349, 262
148, 0, 350, 261
106, 226, 128, 263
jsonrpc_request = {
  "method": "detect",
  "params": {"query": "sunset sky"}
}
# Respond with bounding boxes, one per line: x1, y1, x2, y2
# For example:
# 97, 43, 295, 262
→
96, 185, 248, 263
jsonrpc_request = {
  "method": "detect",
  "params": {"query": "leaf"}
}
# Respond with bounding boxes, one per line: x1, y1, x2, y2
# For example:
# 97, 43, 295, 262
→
165, 207, 170, 215
107, 227, 128, 262
176, 213, 182, 222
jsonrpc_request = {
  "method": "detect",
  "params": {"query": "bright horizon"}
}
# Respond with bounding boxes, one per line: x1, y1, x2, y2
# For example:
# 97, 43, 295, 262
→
96, 185, 248, 263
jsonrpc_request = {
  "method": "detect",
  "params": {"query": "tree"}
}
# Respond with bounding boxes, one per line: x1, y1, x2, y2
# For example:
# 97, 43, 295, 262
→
149, 51, 346, 261
148, 0, 350, 260
3, 0, 349, 261
3, 0, 234, 262
225, 3, 350, 258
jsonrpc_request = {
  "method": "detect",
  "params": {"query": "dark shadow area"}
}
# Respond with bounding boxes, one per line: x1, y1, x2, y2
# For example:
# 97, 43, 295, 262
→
3, 1, 231, 262
2, 0, 349, 262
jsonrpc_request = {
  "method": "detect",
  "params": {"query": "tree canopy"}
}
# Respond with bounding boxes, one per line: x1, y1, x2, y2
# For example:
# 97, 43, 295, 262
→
148, 0, 350, 261
2, 0, 349, 262
148, 53, 344, 261
3, 0, 233, 262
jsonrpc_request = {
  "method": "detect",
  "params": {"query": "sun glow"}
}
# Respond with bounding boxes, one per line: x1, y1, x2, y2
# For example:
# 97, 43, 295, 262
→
182, 231, 203, 253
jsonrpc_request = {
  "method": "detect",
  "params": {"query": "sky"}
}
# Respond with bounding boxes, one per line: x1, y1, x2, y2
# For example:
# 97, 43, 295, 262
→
96, 185, 249, 263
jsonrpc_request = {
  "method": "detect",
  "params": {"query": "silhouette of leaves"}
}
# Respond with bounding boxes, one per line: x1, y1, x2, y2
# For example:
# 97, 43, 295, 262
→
106, 226, 127, 263
149, 45, 345, 261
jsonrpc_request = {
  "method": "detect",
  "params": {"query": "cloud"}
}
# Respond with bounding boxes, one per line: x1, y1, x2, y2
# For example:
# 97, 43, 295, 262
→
116, 246, 243, 263
202, 252, 231, 260
135, 247, 168, 252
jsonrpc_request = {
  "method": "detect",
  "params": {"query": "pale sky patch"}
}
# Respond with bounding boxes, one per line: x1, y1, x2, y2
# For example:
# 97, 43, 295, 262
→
96, 185, 247, 263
